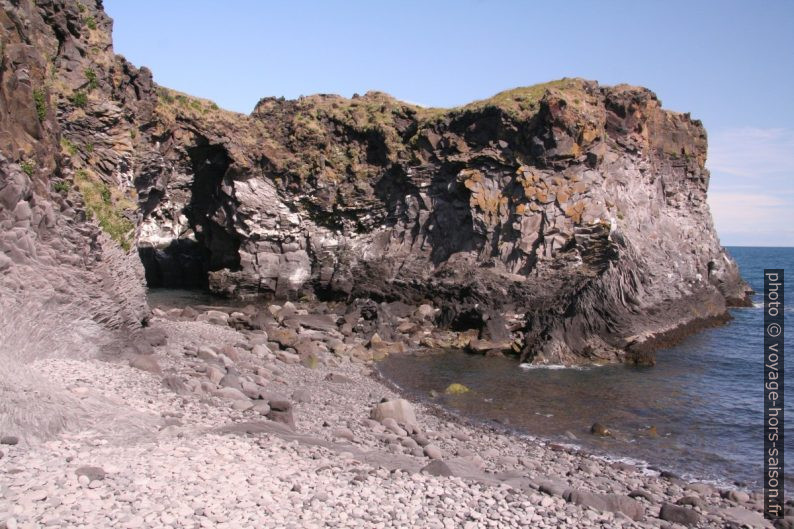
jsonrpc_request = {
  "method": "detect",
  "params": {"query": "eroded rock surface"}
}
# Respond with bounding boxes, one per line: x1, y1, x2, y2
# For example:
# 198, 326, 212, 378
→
0, 0, 752, 382
131, 82, 751, 364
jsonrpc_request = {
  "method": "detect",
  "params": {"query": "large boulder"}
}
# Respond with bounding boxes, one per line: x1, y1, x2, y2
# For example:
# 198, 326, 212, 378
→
658, 503, 700, 526
370, 399, 419, 432
564, 490, 644, 521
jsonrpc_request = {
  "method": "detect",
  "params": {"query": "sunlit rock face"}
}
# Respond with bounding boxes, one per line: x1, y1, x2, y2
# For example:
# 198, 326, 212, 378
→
132, 81, 750, 363
0, 0, 750, 366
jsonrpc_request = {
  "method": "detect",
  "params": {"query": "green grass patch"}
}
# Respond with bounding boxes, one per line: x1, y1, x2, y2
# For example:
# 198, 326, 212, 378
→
20, 160, 35, 177
74, 170, 135, 251
60, 137, 78, 156
84, 15, 96, 30
33, 88, 46, 121
71, 91, 88, 108
84, 68, 98, 90
52, 181, 70, 193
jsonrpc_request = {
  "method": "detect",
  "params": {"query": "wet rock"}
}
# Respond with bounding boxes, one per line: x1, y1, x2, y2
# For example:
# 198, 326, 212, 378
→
590, 422, 611, 436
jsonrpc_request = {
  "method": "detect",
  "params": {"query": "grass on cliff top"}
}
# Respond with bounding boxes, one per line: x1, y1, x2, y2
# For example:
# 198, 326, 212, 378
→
74, 170, 135, 251
156, 86, 226, 120
437, 78, 590, 121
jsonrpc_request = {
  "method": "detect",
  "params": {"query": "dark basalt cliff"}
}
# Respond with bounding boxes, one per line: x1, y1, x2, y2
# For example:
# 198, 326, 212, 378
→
0, 0, 751, 365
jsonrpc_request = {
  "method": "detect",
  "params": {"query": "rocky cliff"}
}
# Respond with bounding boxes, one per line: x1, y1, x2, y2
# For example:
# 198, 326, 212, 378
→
134, 83, 752, 364
0, 0, 751, 367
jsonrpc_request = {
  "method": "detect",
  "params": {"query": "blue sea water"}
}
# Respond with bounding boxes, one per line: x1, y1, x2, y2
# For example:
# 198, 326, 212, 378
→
378, 247, 793, 488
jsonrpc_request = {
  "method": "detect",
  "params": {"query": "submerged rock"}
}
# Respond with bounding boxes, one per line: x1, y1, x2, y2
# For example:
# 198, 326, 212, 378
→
590, 422, 611, 437
444, 383, 471, 395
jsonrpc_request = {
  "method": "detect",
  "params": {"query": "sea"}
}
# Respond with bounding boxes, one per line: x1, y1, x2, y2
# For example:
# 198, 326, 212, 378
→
377, 247, 793, 489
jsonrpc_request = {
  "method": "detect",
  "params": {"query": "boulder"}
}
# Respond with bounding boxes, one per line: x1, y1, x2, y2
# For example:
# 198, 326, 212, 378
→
129, 355, 161, 373
219, 374, 243, 390
198, 310, 229, 326
251, 402, 271, 416
628, 489, 654, 503
269, 327, 299, 348
423, 444, 443, 460
658, 503, 700, 526
722, 489, 750, 503
332, 428, 355, 442
292, 389, 312, 403
324, 373, 354, 384
719, 506, 768, 527
215, 387, 249, 402
197, 346, 218, 361
564, 490, 644, 521
370, 399, 419, 431
76, 466, 106, 481
266, 400, 295, 429
421, 460, 454, 477
590, 422, 611, 436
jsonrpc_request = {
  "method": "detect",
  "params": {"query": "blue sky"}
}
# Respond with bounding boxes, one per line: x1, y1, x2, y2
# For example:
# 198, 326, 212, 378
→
105, 0, 793, 246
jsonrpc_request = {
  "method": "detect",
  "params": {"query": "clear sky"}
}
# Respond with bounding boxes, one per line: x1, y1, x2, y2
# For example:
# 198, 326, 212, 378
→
105, 0, 794, 246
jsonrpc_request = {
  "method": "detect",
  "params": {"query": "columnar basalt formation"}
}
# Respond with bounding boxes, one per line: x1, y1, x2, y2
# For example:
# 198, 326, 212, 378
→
0, 0, 751, 367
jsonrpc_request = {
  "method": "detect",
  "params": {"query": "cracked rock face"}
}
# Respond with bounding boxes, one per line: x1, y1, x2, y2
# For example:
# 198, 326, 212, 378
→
133, 81, 751, 364
0, 0, 751, 365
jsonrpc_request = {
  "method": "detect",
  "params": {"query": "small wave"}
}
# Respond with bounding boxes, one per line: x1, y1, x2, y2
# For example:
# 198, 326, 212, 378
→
519, 363, 593, 370
750, 302, 794, 312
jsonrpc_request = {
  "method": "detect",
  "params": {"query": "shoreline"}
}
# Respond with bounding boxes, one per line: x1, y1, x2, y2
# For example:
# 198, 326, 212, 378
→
0, 303, 779, 528
372, 357, 751, 494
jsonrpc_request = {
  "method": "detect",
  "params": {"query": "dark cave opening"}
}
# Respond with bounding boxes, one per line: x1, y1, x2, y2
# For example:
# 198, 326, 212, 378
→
138, 142, 241, 290
138, 240, 210, 289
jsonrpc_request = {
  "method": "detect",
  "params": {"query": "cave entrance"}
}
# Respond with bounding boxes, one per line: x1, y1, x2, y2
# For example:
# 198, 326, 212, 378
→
138, 142, 240, 290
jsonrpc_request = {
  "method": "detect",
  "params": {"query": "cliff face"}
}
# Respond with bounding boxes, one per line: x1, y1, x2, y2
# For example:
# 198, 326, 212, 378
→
0, 0, 146, 330
0, 0, 751, 366
134, 82, 751, 363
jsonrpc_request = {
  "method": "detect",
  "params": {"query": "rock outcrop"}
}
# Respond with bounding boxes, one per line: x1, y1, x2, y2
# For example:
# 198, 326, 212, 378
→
0, 0, 751, 367
132, 82, 751, 364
